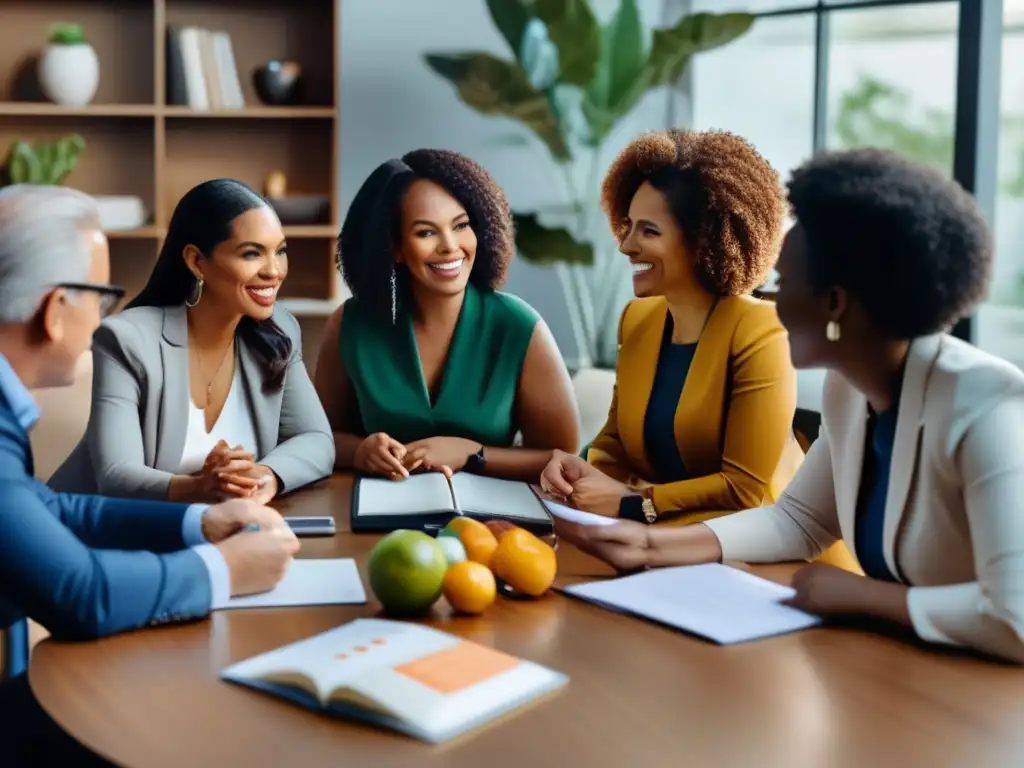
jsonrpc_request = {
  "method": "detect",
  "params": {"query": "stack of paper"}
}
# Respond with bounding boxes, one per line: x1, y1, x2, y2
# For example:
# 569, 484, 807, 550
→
562, 563, 822, 644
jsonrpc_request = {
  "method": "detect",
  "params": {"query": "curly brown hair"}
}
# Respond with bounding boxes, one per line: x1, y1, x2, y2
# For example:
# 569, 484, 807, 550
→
337, 148, 515, 319
600, 129, 785, 296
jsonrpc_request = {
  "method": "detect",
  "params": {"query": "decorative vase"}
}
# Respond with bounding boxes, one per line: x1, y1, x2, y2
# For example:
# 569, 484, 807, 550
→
253, 60, 302, 106
38, 43, 99, 107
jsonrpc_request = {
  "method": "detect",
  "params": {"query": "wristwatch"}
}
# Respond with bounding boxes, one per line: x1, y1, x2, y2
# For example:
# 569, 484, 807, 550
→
464, 445, 486, 474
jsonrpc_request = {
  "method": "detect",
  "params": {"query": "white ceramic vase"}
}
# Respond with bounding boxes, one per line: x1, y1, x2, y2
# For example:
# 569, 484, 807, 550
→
38, 43, 99, 107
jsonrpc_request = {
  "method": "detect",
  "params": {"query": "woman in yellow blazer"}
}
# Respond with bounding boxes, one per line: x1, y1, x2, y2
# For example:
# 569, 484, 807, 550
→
542, 129, 857, 571
552, 149, 1024, 663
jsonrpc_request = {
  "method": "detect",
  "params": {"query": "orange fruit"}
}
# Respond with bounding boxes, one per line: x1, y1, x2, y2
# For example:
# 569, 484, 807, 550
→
443, 561, 497, 615
491, 528, 557, 597
443, 517, 498, 568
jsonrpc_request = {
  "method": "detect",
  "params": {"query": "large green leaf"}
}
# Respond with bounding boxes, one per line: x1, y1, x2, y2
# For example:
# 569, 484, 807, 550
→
486, 0, 533, 58
583, 0, 645, 145
532, 0, 601, 86
606, 0, 645, 110
425, 52, 571, 161
513, 212, 594, 266
583, 11, 753, 144
646, 12, 754, 88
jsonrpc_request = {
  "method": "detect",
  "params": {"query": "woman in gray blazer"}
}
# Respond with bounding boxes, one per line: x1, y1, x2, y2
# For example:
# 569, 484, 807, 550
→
50, 179, 335, 503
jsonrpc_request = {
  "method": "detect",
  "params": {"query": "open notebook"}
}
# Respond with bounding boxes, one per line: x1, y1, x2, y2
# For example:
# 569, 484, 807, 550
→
351, 473, 552, 533
221, 618, 568, 744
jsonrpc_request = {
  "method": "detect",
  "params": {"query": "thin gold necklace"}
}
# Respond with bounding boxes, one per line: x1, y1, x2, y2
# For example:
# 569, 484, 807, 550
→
193, 341, 234, 409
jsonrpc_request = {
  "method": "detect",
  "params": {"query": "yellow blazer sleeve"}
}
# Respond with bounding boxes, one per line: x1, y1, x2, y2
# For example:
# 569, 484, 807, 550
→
651, 304, 797, 516
586, 305, 632, 483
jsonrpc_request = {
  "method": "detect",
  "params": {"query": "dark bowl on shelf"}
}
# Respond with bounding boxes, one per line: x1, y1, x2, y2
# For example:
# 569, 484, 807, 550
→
253, 60, 303, 106
268, 195, 330, 225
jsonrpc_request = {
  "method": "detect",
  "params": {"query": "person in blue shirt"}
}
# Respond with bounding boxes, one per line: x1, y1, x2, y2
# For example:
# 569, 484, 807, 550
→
0, 185, 301, 765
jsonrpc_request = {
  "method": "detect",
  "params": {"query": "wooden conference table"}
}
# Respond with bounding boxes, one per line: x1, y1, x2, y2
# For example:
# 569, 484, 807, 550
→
30, 475, 1024, 767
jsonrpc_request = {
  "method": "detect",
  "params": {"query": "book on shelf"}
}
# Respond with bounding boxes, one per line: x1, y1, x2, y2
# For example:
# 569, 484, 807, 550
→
350, 472, 553, 534
221, 618, 568, 744
167, 26, 245, 111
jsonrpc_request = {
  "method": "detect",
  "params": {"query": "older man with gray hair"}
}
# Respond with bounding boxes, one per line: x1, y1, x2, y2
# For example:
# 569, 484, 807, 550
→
0, 185, 300, 766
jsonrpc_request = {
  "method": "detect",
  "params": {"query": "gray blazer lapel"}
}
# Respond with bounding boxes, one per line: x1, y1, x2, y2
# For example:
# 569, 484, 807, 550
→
155, 305, 190, 471
238, 341, 279, 458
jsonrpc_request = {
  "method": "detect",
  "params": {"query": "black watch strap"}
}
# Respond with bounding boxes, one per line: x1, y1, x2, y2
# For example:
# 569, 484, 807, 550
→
465, 446, 486, 474
619, 494, 647, 522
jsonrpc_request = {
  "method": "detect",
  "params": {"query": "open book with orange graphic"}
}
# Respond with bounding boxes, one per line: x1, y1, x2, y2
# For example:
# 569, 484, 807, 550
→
220, 618, 568, 743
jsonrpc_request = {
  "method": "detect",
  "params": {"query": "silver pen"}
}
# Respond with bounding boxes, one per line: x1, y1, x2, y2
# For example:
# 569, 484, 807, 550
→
443, 470, 464, 517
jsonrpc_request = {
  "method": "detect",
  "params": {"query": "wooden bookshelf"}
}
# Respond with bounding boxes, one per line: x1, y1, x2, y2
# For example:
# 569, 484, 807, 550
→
0, 0, 342, 314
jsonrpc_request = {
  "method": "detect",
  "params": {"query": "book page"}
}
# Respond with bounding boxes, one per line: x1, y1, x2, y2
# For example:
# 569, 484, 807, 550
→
218, 559, 366, 610
564, 563, 822, 645
542, 499, 618, 527
355, 473, 454, 517
451, 474, 550, 522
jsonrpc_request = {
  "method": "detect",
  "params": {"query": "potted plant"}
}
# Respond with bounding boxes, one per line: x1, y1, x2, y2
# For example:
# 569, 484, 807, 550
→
38, 23, 100, 107
0, 134, 85, 186
424, 0, 753, 370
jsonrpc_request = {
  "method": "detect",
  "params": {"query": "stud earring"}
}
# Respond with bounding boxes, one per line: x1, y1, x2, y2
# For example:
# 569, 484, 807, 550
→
186, 278, 204, 308
826, 320, 841, 342
390, 267, 397, 325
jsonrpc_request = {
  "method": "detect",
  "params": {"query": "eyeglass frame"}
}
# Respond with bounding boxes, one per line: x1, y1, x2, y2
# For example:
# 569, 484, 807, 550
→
52, 282, 126, 317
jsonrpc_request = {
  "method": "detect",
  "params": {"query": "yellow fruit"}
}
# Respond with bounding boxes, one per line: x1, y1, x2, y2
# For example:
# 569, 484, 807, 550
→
443, 517, 498, 568
443, 561, 497, 615
491, 528, 557, 597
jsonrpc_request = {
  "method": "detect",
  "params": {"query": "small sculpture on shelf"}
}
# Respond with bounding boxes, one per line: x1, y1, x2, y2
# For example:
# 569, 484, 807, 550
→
38, 23, 100, 107
262, 170, 329, 225
0, 134, 85, 187
253, 60, 302, 106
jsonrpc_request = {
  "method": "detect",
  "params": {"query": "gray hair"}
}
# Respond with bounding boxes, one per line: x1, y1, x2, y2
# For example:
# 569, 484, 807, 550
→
0, 184, 102, 322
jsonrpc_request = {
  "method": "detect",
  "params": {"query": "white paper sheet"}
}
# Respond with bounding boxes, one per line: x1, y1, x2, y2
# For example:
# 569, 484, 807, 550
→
542, 499, 619, 526
564, 563, 822, 644
355, 474, 454, 516
218, 559, 367, 610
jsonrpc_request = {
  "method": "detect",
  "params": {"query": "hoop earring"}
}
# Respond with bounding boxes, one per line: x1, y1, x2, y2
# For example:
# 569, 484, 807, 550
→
186, 278, 204, 308
390, 267, 397, 325
826, 320, 841, 342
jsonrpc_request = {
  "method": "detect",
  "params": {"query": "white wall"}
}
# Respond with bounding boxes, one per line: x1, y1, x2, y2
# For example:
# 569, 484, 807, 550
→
339, 0, 678, 362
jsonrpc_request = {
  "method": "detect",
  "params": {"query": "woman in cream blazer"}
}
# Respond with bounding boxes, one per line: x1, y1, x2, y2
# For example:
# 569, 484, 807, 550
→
50, 179, 334, 503
552, 148, 1024, 663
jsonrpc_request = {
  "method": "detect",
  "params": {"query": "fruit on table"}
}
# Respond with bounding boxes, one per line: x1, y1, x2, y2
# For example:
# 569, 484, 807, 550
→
367, 530, 447, 616
491, 528, 557, 597
443, 561, 497, 615
436, 534, 467, 565
442, 517, 498, 568
484, 519, 517, 541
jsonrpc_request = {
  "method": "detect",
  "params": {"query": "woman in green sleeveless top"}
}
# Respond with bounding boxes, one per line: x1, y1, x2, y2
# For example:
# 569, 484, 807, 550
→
314, 150, 579, 481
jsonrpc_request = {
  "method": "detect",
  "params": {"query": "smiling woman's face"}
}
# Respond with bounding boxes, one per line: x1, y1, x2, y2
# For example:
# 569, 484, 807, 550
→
617, 181, 693, 299
185, 205, 288, 320
395, 179, 477, 298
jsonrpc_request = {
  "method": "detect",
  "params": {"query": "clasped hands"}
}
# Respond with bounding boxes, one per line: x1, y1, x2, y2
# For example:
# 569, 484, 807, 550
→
539, 449, 632, 517
193, 439, 278, 504
354, 432, 481, 480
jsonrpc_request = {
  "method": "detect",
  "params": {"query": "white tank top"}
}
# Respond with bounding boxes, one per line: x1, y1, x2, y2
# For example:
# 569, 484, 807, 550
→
178, 368, 259, 475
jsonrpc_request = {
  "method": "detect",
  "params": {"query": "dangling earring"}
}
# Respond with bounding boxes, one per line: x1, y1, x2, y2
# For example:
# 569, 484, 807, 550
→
826, 320, 841, 342
186, 277, 204, 308
390, 267, 397, 325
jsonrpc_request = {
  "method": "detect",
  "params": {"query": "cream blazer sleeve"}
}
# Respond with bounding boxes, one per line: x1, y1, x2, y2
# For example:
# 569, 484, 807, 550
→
702, 424, 843, 563
907, 395, 1024, 663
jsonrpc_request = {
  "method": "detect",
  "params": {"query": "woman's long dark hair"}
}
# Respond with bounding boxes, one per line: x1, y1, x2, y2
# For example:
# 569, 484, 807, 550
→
127, 178, 292, 391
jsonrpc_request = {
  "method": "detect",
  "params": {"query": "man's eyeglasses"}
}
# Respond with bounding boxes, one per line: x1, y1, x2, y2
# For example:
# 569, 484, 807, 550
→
54, 282, 126, 317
